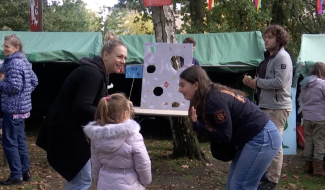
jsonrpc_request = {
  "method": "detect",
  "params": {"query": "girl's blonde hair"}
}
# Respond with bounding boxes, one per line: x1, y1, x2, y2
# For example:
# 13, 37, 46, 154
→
94, 93, 132, 126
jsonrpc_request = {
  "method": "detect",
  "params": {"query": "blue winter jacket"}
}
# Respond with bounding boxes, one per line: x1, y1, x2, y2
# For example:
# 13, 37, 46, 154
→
0, 51, 38, 114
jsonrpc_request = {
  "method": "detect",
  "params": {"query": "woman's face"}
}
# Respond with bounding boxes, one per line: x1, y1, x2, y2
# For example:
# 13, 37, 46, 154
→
2, 40, 19, 56
103, 45, 127, 74
178, 78, 198, 101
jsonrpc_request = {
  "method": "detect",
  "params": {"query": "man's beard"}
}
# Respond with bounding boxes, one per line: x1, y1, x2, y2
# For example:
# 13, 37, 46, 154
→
267, 45, 280, 53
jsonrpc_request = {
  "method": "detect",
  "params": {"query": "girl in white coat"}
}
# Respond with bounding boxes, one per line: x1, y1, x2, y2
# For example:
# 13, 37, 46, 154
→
83, 93, 152, 190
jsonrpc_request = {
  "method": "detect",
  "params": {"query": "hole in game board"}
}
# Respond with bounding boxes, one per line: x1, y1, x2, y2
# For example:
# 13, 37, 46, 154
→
153, 87, 163, 96
172, 102, 180, 108
147, 65, 156, 73
150, 46, 157, 52
170, 56, 185, 69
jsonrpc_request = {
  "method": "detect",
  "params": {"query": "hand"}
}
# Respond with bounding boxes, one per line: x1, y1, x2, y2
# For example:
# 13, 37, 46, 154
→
128, 100, 134, 112
242, 75, 258, 89
0, 73, 4, 81
249, 77, 258, 89
190, 106, 197, 122
242, 75, 252, 86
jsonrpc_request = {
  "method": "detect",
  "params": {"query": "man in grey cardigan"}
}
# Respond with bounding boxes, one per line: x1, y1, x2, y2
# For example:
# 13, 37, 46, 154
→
243, 25, 293, 190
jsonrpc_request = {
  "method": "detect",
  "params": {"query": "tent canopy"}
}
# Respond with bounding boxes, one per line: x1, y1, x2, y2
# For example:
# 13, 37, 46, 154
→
0, 31, 103, 63
0, 31, 264, 72
293, 34, 325, 87
120, 31, 265, 72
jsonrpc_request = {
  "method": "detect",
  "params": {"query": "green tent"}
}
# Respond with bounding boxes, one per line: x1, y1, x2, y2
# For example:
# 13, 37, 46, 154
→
0, 31, 264, 70
120, 31, 265, 73
0, 31, 264, 115
0, 31, 103, 116
0, 31, 102, 63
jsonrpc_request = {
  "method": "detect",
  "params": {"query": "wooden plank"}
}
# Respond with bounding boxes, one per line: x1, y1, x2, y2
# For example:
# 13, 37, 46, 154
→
133, 107, 188, 117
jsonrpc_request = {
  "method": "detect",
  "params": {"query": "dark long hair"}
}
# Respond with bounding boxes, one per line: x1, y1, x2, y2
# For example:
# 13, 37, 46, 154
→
180, 66, 246, 127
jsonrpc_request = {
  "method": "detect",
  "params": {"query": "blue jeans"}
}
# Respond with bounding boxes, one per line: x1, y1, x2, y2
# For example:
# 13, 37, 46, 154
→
2, 113, 30, 179
65, 160, 92, 190
226, 120, 281, 190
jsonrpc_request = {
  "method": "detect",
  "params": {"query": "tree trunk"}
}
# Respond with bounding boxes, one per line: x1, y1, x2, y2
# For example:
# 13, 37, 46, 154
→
152, 6, 177, 44
189, 0, 205, 33
271, 0, 284, 25
151, 6, 207, 162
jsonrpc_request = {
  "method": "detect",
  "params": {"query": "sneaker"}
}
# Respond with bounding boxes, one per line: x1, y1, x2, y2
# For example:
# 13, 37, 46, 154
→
260, 173, 268, 183
0, 178, 23, 185
258, 179, 277, 190
23, 170, 32, 181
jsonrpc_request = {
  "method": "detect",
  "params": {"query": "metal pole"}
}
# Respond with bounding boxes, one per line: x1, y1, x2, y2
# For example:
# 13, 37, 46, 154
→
38, 0, 43, 31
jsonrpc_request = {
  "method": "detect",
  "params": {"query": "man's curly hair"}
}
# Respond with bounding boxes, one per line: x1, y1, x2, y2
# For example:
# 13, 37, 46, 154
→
263, 25, 290, 47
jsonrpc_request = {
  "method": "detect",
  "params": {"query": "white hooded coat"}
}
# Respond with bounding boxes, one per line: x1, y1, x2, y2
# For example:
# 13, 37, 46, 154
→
83, 119, 152, 190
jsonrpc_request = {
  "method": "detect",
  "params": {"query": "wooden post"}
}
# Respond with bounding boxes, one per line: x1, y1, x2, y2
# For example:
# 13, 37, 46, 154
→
38, 0, 43, 31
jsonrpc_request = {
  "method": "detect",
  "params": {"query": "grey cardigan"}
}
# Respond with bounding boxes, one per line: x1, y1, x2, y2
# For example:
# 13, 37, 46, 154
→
256, 47, 293, 109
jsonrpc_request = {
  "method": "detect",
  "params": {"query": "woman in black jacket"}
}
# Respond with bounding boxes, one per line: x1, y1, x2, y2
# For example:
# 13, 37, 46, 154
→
178, 66, 281, 190
36, 36, 127, 190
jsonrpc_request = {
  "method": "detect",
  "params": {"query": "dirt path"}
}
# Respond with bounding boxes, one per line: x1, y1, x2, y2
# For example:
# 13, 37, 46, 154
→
1, 131, 325, 189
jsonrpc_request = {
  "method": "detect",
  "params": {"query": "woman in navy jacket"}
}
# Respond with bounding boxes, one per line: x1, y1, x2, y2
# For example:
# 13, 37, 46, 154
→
178, 66, 281, 190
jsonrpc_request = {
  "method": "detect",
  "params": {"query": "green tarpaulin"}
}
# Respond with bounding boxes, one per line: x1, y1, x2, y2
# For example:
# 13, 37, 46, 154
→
0, 31, 264, 113
293, 34, 325, 87
0, 31, 264, 73
0, 31, 103, 63
120, 31, 265, 72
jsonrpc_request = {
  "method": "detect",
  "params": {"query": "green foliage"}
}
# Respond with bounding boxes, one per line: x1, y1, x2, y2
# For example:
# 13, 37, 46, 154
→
115, 0, 152, 23
103, 8, 154, 35
103, 8, 128, 35
2, 0, 325, 63
116, 0, 325, 63
200, 0, 272, 33
0, 0, 30, 31
0, 0, 102, 32
124, 14, 154, 35
43, 0, 101, 32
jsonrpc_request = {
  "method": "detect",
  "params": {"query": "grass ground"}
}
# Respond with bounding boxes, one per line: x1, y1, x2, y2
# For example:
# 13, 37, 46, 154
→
0, 118, 324, 190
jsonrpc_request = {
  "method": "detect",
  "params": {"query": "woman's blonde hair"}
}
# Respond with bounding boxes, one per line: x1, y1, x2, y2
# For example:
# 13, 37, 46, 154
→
104, 31, 118, 42
101, 32, 126, 57
94, 93, 132, 126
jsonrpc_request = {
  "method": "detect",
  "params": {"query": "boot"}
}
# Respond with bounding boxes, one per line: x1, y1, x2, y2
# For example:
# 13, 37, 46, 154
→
313, 161, 325, 176
304, 160, 313, 174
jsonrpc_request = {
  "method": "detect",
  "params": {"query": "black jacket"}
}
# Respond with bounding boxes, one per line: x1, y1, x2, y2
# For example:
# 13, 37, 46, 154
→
36, 56, 107, 181
193, 88, 269, 146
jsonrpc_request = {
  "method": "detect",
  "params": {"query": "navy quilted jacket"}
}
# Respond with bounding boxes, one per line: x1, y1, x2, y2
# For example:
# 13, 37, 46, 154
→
0, 51, 38, 114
